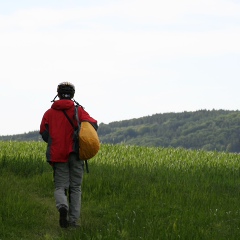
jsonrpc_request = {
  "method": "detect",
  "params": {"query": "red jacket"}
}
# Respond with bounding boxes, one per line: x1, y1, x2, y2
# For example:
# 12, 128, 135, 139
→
40, 99, 98, 163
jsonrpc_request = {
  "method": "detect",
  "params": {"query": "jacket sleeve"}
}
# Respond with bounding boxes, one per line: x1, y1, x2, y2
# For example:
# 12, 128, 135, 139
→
78, 107, 98, 131
40, 112, 49, 142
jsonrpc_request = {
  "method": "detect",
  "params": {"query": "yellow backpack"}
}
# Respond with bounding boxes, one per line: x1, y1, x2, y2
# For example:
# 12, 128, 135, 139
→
63, 105, 100, 163
74, 105, 100, 162
79, 121, 100, 160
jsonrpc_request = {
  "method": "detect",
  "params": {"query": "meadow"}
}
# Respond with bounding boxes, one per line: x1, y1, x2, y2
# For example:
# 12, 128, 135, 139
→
0, 141, 240, 240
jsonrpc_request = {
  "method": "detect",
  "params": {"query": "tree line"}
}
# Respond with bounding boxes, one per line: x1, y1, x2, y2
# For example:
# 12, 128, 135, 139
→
98, 109, 240, 152
1, 109, 240, 153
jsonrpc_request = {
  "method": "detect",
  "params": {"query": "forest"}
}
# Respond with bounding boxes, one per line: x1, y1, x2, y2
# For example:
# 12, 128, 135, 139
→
98, 109, 240, 152
1, 109, 240, 153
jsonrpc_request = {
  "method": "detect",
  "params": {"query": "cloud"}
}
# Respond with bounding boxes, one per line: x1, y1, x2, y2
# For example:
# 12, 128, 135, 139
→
0, 0, 239, 60
1, 24, 240, 90
0, 0, 240, 135
0, 0, 240, 31
120, 0, 240, 19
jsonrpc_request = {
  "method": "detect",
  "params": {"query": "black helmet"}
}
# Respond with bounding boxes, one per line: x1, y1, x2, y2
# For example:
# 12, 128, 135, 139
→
57, 82, 75, 99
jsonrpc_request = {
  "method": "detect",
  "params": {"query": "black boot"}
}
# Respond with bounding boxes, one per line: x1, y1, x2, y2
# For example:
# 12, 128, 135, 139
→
59, 207, 68, 228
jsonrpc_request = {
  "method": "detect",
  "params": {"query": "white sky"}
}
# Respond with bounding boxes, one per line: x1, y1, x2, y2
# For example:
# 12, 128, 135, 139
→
0, 0, 240, 135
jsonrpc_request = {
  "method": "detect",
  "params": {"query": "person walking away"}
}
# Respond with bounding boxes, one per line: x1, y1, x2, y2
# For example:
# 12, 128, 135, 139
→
39, 82, 98, 228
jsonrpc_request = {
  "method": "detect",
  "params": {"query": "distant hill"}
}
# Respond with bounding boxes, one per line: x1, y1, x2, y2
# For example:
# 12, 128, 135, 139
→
1, 109, 240, 152
0, 131, 41, 141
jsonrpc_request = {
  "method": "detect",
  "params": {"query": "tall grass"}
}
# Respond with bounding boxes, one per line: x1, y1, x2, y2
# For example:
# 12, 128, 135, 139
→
0, 141, 240, 239
0, 141, 49, 176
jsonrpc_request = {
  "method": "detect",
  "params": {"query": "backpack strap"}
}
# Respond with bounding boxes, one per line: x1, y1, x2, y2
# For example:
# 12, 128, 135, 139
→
62, 110, 75, 129
62, 108, 89, 173
74, 105, 80, 128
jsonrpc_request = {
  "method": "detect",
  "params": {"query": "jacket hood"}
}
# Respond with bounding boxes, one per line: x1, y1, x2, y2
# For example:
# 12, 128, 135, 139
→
51, 99, 74, 110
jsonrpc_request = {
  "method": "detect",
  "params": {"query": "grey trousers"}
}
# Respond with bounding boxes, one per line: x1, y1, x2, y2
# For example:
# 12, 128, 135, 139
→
53, 153, 84, 224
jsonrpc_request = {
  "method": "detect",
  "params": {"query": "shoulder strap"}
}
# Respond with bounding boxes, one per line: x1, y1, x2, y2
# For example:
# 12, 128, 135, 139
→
62, 107, 90, 173
74, 105, 80, 127
62, 110, 75, 129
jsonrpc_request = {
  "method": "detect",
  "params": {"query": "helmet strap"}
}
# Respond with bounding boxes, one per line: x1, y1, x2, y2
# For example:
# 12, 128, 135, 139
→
51, 94, 58, 102
73, 99, 84, 109
51, 96, 84, 109
73, 98, 80, 106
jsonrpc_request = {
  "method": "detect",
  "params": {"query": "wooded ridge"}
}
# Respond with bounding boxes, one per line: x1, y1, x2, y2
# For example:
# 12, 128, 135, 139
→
1, 109, 240, 153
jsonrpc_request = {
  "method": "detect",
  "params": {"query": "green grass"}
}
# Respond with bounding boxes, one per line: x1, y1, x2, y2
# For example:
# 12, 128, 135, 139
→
0, 141, 240, 239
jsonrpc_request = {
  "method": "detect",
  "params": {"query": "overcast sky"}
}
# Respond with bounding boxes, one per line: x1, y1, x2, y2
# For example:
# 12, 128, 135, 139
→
0, 0, 240, 135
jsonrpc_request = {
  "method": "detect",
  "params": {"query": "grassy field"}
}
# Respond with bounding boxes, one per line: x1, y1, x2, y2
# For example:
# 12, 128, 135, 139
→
0, 141, 240, 239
